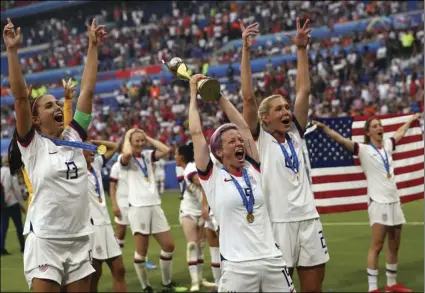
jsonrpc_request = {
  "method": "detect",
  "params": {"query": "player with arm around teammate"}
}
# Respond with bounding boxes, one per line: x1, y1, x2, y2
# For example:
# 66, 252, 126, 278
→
189, 74, 295, 292
119, 128, 186, 292
5, 18, 106, 292
240, 18, 329, 292
83, 139, 127, 292
313, 114, 422, 293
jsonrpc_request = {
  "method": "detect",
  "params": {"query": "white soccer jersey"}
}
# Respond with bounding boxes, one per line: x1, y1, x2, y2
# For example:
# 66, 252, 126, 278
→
17, 121, 92, 238
110, 161, 129, 207
198, 157, 282, 262
0, 166, 24, 207
176, 166, 185, 195
154, 159, 166, 178
119, 150, 160, 207
256, 121, 319, 222
354, 138, 399, 204
180, 162, 202, 216
88, 156, 111, 225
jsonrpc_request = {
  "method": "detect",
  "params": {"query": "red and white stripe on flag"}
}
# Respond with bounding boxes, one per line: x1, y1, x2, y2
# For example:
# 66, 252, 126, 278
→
311, 114, 424, 214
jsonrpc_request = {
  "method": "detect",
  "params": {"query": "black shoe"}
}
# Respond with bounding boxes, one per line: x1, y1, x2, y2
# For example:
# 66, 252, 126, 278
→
1, 249, 10, 256
143, 285, 155, 293
162, 281, 188, 292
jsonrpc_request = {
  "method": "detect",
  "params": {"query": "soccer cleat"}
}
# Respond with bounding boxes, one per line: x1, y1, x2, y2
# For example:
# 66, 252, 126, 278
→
143, 285, 155, 293
190, 283, 200, 292
385, 283, 412, 292
201, 279, 216, 288
146, 261, 157, 269
369, 289, 382, 293
162, 281, 188, 292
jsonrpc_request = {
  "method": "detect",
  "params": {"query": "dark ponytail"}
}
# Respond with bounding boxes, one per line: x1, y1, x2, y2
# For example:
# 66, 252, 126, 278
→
8, 128, 24, 176
178, 142, 194, 163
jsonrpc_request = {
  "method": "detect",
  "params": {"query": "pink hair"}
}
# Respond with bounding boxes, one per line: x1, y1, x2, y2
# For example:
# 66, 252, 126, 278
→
209, 123, 238, 159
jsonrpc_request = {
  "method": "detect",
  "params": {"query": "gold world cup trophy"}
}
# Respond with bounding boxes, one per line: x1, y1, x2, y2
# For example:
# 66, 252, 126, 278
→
162, 57, 221, 102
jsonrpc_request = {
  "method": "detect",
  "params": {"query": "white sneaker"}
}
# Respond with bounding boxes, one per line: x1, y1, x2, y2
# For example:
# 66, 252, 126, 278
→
201, 279, 216, 288
190, 283, 200, 292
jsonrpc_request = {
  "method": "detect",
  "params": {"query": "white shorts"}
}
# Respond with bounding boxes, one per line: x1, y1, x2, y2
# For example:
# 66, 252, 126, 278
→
273, 218, 330, 268
218, 256, 296, 292
179, 211, 204, 227
155, 174, 165, 181
24, 232, 95, 289
368, 201, 406, 227
91, 225, 122, 261
128, 205, 170, 235
114, 205, 130, 226
204, 216, 219, 233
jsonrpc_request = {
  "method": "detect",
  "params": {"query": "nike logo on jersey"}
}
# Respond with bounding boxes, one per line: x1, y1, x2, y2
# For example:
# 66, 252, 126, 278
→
224, 178, 232, 182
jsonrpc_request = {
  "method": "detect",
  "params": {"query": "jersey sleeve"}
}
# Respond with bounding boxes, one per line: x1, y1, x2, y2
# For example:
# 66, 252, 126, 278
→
110, 162, 119, 183
384, 138, 396, 154
17, 128, 45, 159
118, 154, 131, 169
184, 163, 198, 183
63, 119, 88, 142
354, 142, 368, 161
196, 159, 218, 195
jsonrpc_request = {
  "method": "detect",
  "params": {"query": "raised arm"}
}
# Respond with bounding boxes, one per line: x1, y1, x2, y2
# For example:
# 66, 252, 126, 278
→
75, 19, 106, 115
120, 129, 135, 166
91, 139, 119, 161
3, 19, 31, 138
286, 18, 312, 131
393, 113, 422, 144
188, 75, 210, 171
145, 134, 171, 160
239, 20, 260, 135
218, 95, 259, 162
63, 78, 75, 127
313, 120, 355, 153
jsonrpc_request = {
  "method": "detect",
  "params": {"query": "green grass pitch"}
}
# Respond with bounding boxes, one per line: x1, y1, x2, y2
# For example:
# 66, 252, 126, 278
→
1, 193, 423, 292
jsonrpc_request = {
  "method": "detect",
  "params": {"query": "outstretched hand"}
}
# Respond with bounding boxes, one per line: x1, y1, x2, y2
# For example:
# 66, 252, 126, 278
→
62, 78, 75, 101
239, 20, 259, 50
87, 18, 107, 46
3, 18, 21, 50
285, 17, 312, 48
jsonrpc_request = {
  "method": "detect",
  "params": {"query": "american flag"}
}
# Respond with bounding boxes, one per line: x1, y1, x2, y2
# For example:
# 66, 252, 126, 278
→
305, 114, 424, 214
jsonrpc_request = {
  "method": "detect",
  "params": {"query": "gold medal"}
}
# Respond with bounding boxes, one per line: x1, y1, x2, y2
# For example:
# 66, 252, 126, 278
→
247, 213, 254, 223
387, 173, 392, 179
145, 177, 151, 183
97, 145, 106, 155
98, 196, 102, 203
296, 172, 299, 181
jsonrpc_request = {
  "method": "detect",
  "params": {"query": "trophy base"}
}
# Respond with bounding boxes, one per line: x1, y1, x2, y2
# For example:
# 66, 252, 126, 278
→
197, 78, 221, 102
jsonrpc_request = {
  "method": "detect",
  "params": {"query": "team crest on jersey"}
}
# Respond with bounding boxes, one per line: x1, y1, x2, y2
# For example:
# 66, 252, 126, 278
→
247, 172, 257, 186
38, 264, 48, 272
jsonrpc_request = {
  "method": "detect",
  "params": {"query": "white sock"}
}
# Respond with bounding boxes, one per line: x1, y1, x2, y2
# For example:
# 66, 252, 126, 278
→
386, 263, 397, 287
160, 250, 173, 286
367, 268, 378, 291
134, 251, 150, 289
197, 242, 205, 282
187, 242, 199, 285
209, 247, 221, 285
116, 238, 124, 249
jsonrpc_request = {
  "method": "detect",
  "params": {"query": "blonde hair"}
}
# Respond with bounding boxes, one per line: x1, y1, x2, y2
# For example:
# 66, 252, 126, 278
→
258, 94, 286, 126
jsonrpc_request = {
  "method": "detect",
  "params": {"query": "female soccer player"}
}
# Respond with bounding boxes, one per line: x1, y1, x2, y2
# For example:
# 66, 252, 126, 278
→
313, 114, 421, 293
119, 128, 185, 292
5, 18, 105, 292
240, 18, 329, 292
189, 74, 295, 292
83, 140, 127, 292
175, 143, 215, 291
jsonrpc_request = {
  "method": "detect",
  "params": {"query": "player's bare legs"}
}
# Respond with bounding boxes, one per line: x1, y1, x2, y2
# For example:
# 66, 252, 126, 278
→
64, 275, 91, 292
367, 223, 387, 292
204, 227, 220, 288
134, 233, 151, 290
182, 217, 201, 291
106, 256, 127, 292
115, 224, 127, 247
297, 264, 326, 292
89, 259, 103, 292
32, 278, 61, 293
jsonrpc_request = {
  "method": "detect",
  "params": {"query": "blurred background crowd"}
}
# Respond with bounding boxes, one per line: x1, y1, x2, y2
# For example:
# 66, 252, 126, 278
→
1, 1, 424, 160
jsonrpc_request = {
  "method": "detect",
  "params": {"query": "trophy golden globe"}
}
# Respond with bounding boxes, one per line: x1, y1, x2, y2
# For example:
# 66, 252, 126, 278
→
162, 57, 221, 102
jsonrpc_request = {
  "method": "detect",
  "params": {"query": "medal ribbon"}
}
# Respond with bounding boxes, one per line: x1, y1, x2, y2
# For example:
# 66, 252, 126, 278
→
369, 143, 390, 174
223, 168, 254, 214
134, 155, 149, 179
41, 134, 101, 153
90, 168, 102, 201
278, 134, 299, 174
